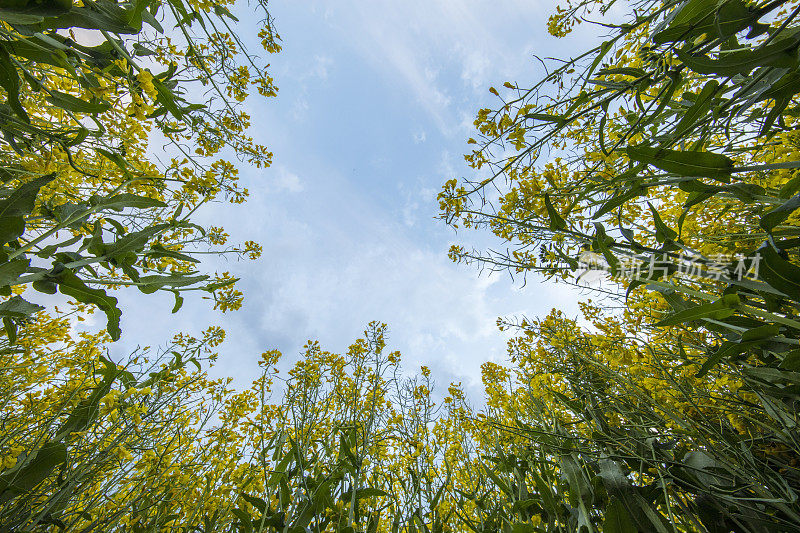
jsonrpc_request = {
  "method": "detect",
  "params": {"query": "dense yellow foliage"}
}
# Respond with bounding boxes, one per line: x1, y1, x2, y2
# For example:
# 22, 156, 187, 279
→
4, 0, 800, 531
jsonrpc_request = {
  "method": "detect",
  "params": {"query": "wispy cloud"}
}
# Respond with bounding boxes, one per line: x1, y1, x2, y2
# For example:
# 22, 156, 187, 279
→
291, 97, 309, 119
314, 0, 550, 135
311, 55, 333, 80
269, 166, 305, 193
109, 1, 592, 401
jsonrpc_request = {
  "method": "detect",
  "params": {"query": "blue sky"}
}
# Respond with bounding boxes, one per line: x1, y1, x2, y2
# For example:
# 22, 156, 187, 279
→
110, 0, 600, 397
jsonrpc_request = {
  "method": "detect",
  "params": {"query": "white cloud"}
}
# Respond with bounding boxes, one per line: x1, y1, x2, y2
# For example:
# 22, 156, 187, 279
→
291, 97, 309, 119
312, 55, 333, 80
402, 200, 419, 227
397, 177, 439, 229
437, 150, 457, 180
459, 48, 491, 89
105, 0, 595, 401
249, 224, 518, 387
235, 164, 583, 389
269, 166, 304, 193
277, 54, 333, 121
315, 0, 553, 135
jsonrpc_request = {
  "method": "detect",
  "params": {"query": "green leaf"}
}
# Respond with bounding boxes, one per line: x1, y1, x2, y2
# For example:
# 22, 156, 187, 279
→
654, 0, 755, 44
4, 38, 70, 69
46, 90, 111, 114
758, 246, 800, 298
0, 217, 25, 244
743, 366, 800, 385
203, 276, 239, 292
2, 317, 16, 344
648, 202, 677, 242
140, 8, 163, 32
677, 35, 800, 76
171, 291, 184, 313
85, 220, 106, 258
52, 202, 90, 229
56, 269, 122, 340
679, 180, 765, 207
0, 173, 57, 219
231, 508, 253, 529
38, 2, 140, 34
105, 218, 126, 235
592, 223, 619, 275
593, 182, 647, 219
0, 43, 29, 122
124, 0, 149, 29
741, 323, 780, 342
102, 223, 170, 261
524, 113, 565, 123
65, 127, 90, 147
96, 148, 130, 173
56, 364, 117, 438
136, 273, 208, 294
761, 192, 800, 232
90, 193, 167, 211
543, 193, 567, 231
240, 493, 267, 513
597, 459, 670, 533
674, 80, 718, 138
670, 0, 718, 27
484, 467, 513, 497
560, 454, 592, 509
780, 349, 800, 371
627, 146, 734, 179
681, 189, 717, 209
696, 340, 750, 377
603, 497, 637, 533
586, 41, 613, 83
0, 441, 67, 503
0, 295, 43, 318
213, 4, 239, 21
597, 66, 647, 77
147, 243, 198, 263
33, 279, 57, 294
759, 71, 800, 104
0, 11, 44, 24
655, 296, 739, 327
132, 42, 156, 56
153, 77, 183, 119
355, 488, 388, 499
0, 258, 28, 287
725, 183, 766, 203
0, 0, 72, 18
529, 466, 558, 512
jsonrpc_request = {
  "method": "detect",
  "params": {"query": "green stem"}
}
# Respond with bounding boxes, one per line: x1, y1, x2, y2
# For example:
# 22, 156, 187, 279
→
8, 179, 136, 261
